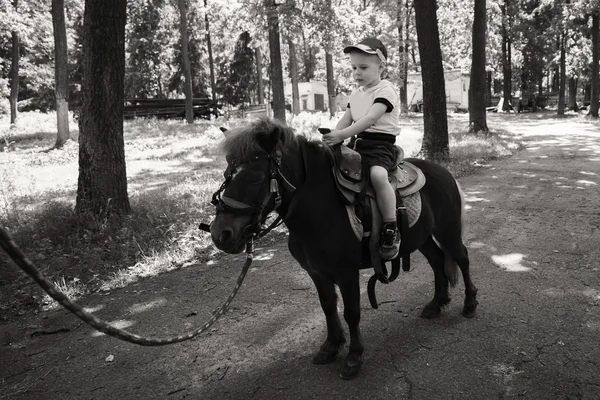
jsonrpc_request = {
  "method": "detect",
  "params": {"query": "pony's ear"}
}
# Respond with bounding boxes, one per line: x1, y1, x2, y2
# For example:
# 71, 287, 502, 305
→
219, 126, 229, 133
257, 122, 285, 153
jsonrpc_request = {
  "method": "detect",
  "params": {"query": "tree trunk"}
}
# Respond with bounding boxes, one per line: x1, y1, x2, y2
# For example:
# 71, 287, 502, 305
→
397, 0, 409, 113
414, 0, 449, 162
9, 31, 19, 126
255, 47, 264, 104
468, 0, 488, 133
266, 0, 285, 122
52, 0, 71, 148
558, 32, 567, 115
568, 77, 578, 111
288, 39, 300, 115
9, 0, 20, 126
177, 0, 194, 124
501, 0, 512, 112
326, 52, 335, 117
204, 0, 217, 101
589, 10, 599, 118
76, 0, 130, 217
486, 70, 492, 107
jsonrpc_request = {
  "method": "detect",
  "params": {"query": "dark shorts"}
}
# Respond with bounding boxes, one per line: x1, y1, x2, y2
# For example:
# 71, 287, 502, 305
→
351, 134, 399, 171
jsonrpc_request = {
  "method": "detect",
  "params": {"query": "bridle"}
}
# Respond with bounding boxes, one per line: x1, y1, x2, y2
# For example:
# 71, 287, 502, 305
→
210, 150, 297, 239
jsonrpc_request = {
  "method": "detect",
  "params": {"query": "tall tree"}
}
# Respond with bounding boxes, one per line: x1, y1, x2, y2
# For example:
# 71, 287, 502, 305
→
324, 0, 336, 118
177, 0, 194, 124
414, 0, 449, 162
288, 38, 300, 115
589, 9, 599, 118
397, 0, 411, 114
76, 0, 130, 217
51, 0, 70, 148
568, 78, 579, 111
204, 0, 217, 100
255, 47, 264, 104
557, 31, 567, 115
501, 0, 513, 111
9, 0, 20, 125
266, 0, 285, 122
469, 0, 488, 133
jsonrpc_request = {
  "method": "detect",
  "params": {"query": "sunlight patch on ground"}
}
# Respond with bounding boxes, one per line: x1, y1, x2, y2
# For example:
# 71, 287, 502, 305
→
468, 241, 486, 249
576, 180, 597, 186
254, 252, 275, 261
582, 288, 600, 301
83, 305, 105, 314
127, 299, 167, 315
91, 319, 136, 337
464, 192, 491, 202
491, 253, 531, 272
579, 171, 598, 176
464, 204, 473, 210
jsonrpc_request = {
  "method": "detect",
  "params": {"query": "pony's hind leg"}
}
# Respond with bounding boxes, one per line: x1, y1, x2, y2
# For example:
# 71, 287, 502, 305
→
307, 271, 346, 364
419, 236, 451, 318
452, 243, 478, 318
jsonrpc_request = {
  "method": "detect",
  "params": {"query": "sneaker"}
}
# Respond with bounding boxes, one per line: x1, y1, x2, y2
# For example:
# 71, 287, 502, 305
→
379, 223, 400, 261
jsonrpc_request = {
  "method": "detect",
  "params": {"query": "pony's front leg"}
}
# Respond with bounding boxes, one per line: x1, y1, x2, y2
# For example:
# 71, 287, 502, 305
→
337, 272, 364, 380
307, 271, 346, 364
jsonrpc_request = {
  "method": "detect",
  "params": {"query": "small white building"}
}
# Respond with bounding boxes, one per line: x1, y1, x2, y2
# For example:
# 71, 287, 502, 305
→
284, 80, 329, 112
407, 69, 470, 110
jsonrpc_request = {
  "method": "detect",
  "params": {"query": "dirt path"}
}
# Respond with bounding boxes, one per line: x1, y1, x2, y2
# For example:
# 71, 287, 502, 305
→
1, 115, 600, 399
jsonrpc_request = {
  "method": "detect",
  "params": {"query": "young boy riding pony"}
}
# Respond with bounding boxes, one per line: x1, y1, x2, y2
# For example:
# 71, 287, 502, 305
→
321, 37, 401, 260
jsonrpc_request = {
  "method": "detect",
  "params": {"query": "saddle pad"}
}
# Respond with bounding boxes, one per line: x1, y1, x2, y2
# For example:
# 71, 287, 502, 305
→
345, 191, 422, 242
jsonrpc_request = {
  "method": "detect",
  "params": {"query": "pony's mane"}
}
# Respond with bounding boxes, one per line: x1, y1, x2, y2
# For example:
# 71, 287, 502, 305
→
219, 117, 334, 166
220, 117, 299, 163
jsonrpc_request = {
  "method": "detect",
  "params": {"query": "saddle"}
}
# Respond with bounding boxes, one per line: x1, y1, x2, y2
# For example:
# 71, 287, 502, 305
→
332, 144, 425, 204
331, 144, 426, 308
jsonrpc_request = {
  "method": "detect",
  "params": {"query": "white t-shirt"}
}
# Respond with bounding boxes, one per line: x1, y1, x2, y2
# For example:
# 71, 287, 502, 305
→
348, 79, 400, 136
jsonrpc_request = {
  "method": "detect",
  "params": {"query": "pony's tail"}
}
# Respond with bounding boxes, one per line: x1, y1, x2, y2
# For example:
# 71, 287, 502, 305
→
433, 178, 465, 288
456, 180, 466, 240
432, 237, 459, 288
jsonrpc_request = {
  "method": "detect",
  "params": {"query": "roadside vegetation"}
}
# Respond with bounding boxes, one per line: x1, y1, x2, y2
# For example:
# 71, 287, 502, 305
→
0, 111, 522, 319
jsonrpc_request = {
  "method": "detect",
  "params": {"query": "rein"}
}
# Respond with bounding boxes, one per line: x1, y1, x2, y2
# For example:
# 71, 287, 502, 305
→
0, 227, 255, 346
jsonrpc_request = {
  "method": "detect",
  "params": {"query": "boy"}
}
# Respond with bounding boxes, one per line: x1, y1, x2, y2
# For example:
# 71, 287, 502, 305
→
321, 37, 401, 261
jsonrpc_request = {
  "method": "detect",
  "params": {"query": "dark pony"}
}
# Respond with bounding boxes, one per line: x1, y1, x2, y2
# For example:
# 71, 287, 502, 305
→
211, 117, 478, 379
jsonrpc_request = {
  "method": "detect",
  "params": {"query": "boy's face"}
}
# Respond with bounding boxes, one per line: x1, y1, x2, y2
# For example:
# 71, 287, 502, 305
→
349, 51, 383, 88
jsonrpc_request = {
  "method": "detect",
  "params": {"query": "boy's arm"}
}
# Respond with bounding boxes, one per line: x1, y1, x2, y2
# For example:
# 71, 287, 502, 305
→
335, 108, 353, 129
323, 103, 387, 145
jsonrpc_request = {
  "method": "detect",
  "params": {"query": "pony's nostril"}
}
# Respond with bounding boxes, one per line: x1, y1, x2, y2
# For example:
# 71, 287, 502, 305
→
218, 229, 233, 244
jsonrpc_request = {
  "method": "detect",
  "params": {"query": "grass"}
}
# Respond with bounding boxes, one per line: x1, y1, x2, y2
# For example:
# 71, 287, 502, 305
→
0, 110, 522, 318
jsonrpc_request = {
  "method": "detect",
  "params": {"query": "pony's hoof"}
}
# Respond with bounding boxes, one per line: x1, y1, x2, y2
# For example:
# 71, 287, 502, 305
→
312, 348, 339, 364
339, 355, 363, 380
420, 303, 441, 319
312, 341, 343, 364
462, 300, 478, 318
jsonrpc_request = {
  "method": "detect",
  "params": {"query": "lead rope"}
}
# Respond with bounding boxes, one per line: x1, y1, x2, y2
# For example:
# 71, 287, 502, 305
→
0, 226, 254, 346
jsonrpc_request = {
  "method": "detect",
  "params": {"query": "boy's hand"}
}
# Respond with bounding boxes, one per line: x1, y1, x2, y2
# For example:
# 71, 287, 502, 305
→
321, 129, 344, 146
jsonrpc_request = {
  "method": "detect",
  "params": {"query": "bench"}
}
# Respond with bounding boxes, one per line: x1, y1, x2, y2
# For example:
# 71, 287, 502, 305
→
226, 104, 268, 119
123, 98, 222, 120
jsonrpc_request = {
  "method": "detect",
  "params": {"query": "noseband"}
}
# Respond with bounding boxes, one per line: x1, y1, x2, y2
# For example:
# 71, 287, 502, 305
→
211, 150, 296, 238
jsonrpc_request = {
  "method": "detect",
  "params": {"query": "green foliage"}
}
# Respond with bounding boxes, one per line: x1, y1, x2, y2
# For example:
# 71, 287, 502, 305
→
218, 31, 256, 106
0, 0, 599, 113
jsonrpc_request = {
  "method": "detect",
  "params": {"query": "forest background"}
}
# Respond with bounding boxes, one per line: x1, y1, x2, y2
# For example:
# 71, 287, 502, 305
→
1, 0, 600, 315
2, 0, 600, 122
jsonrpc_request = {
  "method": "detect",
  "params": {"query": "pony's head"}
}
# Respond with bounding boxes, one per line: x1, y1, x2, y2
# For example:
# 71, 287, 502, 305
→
210, 118, 297, 253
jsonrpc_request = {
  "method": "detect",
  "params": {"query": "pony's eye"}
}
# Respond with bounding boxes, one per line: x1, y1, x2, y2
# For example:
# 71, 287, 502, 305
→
246, 170, 266, 184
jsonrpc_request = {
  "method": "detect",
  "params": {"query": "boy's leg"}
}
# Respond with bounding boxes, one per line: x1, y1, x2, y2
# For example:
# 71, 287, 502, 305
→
370, 166, 400, 260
